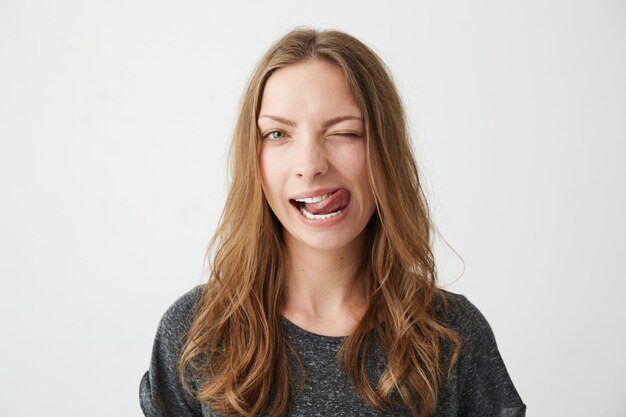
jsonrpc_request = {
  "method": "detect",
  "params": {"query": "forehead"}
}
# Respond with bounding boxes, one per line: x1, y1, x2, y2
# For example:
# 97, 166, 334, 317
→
258, 59, 362, 120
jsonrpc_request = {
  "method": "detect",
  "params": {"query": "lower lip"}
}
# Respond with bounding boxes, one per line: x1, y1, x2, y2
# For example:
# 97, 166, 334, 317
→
291, 200, 350, 227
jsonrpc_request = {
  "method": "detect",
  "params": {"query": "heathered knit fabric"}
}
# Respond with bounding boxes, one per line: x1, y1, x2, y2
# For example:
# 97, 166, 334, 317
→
139, 285, 526, 416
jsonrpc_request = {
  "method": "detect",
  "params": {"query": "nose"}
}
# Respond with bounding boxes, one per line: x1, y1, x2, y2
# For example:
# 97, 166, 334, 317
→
293, 135, 328, 181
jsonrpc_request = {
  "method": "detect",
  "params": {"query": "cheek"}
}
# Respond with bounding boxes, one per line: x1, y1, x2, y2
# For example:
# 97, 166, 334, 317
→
258, 154, 269, 186
258, 148, 283, 201
343, 146, 374, 209
339, 145, 369, 183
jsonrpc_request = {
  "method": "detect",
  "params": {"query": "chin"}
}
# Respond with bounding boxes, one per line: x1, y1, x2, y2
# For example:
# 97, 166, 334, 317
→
290, 230, 362, 253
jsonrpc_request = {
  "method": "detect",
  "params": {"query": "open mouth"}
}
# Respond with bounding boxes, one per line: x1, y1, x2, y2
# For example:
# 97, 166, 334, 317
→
290, 189, 350, 220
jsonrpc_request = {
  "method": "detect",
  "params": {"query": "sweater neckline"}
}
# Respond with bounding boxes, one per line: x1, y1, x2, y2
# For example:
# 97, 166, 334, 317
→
280, 315, 347, 342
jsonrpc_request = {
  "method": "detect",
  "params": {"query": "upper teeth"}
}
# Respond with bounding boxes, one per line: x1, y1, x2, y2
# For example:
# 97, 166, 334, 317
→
294, 192, 332, 203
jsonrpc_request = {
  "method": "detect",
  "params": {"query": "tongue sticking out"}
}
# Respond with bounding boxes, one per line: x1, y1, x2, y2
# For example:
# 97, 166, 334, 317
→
304, 189, 350, 215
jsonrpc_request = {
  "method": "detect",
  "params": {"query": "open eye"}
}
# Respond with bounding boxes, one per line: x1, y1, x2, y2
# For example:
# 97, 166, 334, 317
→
264, 130, 287, 141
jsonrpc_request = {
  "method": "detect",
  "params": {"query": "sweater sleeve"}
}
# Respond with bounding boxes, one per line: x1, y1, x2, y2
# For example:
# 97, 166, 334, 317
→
447, 293, 526, 417
139, 285, 205, 417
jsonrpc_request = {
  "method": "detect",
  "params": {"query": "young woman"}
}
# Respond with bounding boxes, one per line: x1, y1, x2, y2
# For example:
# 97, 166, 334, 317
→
139, 28, 526, 417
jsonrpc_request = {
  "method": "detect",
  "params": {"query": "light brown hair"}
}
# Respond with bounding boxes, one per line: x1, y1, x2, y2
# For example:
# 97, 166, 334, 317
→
179, 28, 460, 417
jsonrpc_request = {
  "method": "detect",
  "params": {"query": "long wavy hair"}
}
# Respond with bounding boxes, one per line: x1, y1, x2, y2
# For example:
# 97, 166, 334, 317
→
179, 28, 460, 417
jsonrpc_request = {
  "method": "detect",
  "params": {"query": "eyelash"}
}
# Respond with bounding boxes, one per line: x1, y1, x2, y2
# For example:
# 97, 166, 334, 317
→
262, 130, 361, 141
263, 130, 287, 141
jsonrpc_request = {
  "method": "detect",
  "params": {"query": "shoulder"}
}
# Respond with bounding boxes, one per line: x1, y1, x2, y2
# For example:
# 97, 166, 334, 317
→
433, 290, 504, 381
139, 285, 206, 417
435, 290, 497, 348
435, 290, 527, 415
158, 285, 205, 328
148, 283, 206, 364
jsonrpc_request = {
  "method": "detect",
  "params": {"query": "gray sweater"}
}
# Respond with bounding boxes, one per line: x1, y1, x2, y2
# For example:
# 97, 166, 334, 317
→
139, 285, 526, 416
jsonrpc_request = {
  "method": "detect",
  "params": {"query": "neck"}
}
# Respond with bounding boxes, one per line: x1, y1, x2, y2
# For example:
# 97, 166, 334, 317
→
280, 231, 368, 335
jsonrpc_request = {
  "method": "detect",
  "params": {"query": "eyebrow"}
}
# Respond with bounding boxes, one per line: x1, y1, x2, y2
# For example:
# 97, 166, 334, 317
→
257, 114, 363, 129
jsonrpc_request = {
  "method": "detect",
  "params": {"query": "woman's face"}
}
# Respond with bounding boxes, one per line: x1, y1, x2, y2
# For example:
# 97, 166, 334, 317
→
257, 59, 376, 253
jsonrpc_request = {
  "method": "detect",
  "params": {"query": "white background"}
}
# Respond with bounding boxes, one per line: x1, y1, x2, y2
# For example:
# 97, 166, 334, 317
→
1, 1, 625, 416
